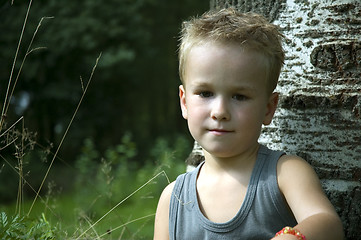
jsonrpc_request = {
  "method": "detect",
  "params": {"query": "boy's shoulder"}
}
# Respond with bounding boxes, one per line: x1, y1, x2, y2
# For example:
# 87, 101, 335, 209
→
277, 154, 313, 173
277, 154, 316, 184
160, 181, 176, 202
154, 180, 176, 239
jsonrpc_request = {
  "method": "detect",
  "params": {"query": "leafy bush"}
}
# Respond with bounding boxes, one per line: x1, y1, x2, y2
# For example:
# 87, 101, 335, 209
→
0, 212, 62, 239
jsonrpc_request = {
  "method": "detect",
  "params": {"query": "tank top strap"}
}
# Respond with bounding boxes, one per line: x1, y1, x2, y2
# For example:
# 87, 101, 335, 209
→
169, 173, 185, 239
169, 163, 203, 239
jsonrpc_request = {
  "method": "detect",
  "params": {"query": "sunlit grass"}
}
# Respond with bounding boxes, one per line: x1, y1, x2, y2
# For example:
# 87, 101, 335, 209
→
0, 166, 175, 239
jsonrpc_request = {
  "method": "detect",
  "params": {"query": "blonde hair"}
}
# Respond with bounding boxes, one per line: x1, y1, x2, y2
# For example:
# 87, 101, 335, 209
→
178, 8, 284, 94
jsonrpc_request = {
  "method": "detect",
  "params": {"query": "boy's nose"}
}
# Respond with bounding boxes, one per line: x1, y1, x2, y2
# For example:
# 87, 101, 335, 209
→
211, 97, 230, 121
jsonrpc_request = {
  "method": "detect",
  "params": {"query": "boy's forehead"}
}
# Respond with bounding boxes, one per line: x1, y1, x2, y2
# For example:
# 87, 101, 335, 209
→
188, 40, 266, 64
183, 41, 269, 92
186, 42, 268, 74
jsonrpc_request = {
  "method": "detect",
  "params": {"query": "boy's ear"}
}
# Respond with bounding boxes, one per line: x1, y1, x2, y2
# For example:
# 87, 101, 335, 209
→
179, 85, 188, 119
263, 92, 279, 125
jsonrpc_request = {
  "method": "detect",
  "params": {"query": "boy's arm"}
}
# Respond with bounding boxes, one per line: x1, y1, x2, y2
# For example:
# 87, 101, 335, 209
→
154, 181, 175, 240
274, 155, 344, 240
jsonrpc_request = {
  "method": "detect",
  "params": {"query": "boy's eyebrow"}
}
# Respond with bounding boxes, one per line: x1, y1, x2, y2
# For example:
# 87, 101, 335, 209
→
189, 81, 257, 92
233, 85, 257, 92
189, 81, 211, 88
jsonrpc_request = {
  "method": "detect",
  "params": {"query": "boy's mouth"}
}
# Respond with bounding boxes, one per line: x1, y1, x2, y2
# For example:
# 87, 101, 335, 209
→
208, 129, 233, 135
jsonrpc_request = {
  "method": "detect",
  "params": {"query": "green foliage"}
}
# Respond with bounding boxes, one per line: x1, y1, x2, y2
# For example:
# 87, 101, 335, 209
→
0, 212, 62, 239
0, 133, 190, 239
74, 133, 138, 207
70, 133, 189, 238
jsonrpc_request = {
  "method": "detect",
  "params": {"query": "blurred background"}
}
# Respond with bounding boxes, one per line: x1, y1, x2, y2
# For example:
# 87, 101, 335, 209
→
0, 0, 208, 238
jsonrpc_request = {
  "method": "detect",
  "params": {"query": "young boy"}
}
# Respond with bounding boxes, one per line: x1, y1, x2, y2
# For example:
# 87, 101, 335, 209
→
154, 8, 344, 240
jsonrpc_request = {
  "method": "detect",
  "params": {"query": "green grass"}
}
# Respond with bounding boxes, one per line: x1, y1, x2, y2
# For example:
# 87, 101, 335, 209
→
0, 135, 189, 239
1, 191, 158, 239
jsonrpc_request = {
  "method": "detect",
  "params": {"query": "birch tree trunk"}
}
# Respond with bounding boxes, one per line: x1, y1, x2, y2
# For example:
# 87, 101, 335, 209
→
186, 1, 361, 239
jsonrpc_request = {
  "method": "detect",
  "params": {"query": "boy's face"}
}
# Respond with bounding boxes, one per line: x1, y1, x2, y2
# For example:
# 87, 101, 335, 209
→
179, 41, 278, 158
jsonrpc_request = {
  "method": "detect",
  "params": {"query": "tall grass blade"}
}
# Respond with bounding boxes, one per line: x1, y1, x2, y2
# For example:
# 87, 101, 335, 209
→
76, 170, 169, 239
0, 0, 33, 131
27, 53, 102, 216
6, 17, 54, 115
97, 213, 155, 239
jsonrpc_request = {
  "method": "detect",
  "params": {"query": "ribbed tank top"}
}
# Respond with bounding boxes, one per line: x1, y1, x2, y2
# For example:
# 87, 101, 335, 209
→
169, 145, 297, 240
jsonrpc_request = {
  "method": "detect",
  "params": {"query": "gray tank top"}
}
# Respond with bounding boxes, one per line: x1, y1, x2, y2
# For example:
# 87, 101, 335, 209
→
169, 145, 297, 240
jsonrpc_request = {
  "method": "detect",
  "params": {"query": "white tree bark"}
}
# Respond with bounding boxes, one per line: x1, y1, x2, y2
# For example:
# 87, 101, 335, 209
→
186, 1, 361, 238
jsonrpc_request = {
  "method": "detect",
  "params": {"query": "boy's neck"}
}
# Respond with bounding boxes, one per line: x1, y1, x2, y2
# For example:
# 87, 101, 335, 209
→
201, 143, 260, 177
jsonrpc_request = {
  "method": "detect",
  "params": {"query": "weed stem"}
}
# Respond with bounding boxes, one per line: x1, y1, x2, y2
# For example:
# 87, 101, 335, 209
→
76, 170, 168, 239
0, 0, 33, 131
27, 53, 102, 217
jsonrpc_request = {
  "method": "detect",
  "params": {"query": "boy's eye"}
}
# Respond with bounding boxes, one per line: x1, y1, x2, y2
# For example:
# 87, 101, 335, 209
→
199, 91, 213, 98
233, 94, 247, 101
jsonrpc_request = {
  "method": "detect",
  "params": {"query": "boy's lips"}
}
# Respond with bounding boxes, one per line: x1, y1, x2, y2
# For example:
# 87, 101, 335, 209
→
208, 128, 234, 135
